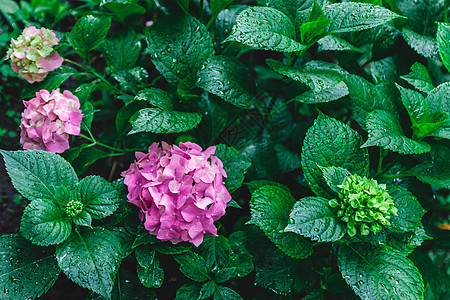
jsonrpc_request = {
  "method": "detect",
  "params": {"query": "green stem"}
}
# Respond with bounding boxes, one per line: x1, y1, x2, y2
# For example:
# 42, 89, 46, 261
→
381, 173, 413, 179
377, 149, 385, 175
445, 0, 449, 23
64, 57, 122, 94
64, 58, 90, 72
199, 0, 204, 23
78, 134, 145, 153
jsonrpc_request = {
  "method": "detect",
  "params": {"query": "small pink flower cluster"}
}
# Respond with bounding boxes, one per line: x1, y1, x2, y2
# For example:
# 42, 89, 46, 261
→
20, 89, 83, 153
121, 142, 231, 246
7, 26, 63, 83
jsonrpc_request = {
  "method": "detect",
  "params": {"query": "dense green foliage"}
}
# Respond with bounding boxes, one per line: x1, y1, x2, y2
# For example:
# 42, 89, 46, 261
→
0, 0, 449, 299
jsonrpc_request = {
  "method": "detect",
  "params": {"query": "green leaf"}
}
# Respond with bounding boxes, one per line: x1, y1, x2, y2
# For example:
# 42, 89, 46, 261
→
197, 56, 257, 109
213, 267, 236, 283
214, 144, 251, 193
0, 235, 60, 299
196, 235, 231, 271
87, 268, 157, 300
210, 0, 234, 21
301, 113, 369, 199
292, 81, 349, 104
299, 19, 330, 44
103, 30, 141, 70
286, 196, 346, 242
21, 65, 77, 99
369, 57, 397, 84
362, 110, 431, 154
400, 62, 434, 93
175, 0, 189, 12
396, 83, 448, 139
246, 179, 291, 194
146, 14, 213, 86
131, 225, 159, 249
78, 176, 120, 219
70, 15, 111, 59
0, 150, 78, 202
387, 186, 425, 233
267, 59, 345, 94
72, 148, 110, 175
410, 141, 450, 189
425, 82, 450, 139
73, 211, 93, 228
129, 108, 202, 134
135, 247, 164, 288
115, 101, 147, 137
135, 88, 174, 110
338, 243, 424, 300
274, 144, 301, 173
175, 251, 211, 282
344, 74, 398, 128
249, 185, 313, 259
320, 166, 351, 193
100, 0, 145, 22
175, 283, 202, 300
229, 253, 254, 278
323, 2, 403, 33
396, 0, 444, 37
56, 228, 122, 299
253, 238, 315, 295
263, 0, 314, 30
396, 83, 428, 123
200, 281, 216, 299
402, 28, 439, 59
317, 34, 363, 53
0, 0, 19, 13
153, 242, 192, 255
112, 67, 148, 94
20, 199, 72, 246
437, 22, 450, 72
213, 285, 243, 300
224, 6, 306, 52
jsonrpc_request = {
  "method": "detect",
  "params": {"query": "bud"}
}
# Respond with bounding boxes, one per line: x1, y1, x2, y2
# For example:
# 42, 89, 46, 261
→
65, 200, 84, 218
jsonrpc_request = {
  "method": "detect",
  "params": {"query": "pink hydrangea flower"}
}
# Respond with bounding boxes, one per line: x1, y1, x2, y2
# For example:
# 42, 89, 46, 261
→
20, 89, 83, 153
6, 26, 63, 83
121, 142, 232, 246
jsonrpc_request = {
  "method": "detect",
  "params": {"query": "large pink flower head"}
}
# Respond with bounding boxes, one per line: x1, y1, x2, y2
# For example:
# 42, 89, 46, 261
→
6, 26, 63, 83
121, 142, 232, 246
20, 89, 83, 153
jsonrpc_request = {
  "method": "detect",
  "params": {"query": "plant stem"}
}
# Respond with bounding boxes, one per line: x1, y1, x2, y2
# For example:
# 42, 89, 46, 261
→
377, 149, 385, 174
445, 0, 449, 22
64, 58, 90, 72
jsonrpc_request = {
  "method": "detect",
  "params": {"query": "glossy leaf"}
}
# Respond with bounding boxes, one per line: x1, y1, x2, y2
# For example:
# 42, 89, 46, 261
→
56, 228, 122, 299
197, 56, 257, 109
0, 235, 60, 300
129, 108, 202, 134
362, 110, 431, 154
70, 15, 111, 59
20, 199, 72, 246
146, 14, 213, 86
286, 196, 346, 242
338, 243, 424, 300
301, 113, 369, 199
78, 176, 120, 219
323, 3, 403, 33
224, 6, 306, 52
0, 149, 78, 202
214, 144, 251, 193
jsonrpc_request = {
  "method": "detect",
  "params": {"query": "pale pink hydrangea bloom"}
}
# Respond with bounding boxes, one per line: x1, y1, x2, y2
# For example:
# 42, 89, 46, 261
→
20, 89, 83, 153
121, 142, 232, 246
6, 26, 63, 83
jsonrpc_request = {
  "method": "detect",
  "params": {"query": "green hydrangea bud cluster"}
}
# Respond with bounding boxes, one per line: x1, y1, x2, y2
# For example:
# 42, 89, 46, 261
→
329, 175, 398, 237
65, 200, 84, 218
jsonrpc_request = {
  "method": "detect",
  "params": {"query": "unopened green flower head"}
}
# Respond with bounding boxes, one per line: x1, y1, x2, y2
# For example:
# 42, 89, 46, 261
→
328, 175, 397, 237
65, 200, 83, 218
